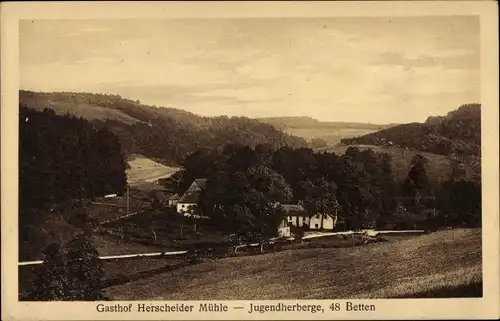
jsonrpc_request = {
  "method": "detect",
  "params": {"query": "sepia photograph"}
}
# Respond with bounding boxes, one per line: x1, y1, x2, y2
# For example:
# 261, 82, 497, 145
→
1, 1, 499, 320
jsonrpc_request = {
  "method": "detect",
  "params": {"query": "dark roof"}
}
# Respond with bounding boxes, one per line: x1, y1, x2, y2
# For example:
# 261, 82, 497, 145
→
193, 178, 207, 189
281, 204, 305, 213
281, 204, 337, 218
179, 192, 201, 204
179, 178, 207, 203
281, 204, 310, 217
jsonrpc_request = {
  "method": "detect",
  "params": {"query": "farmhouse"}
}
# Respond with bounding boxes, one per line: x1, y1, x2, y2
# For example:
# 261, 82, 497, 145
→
176, 178, 207, 216
281, 204, 337, 230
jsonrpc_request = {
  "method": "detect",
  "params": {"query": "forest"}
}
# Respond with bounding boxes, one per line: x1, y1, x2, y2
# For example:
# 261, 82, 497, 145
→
169, 144, 481, 237
19, 106, 128, 208
19, 106, 127, 254
19, 90, 308, 164
341, 104, 481, 157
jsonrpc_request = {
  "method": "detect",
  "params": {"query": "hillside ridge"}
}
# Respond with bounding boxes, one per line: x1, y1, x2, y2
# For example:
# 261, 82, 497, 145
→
341, 103, 481, 158
19, 90, 308, 164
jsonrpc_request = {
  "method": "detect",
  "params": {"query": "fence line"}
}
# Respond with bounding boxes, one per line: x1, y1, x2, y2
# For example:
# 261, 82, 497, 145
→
18, 229, 425, 266
19, 250, 189, 266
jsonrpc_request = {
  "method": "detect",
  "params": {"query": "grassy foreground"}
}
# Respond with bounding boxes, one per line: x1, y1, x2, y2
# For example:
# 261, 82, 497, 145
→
105, 228, 481, 300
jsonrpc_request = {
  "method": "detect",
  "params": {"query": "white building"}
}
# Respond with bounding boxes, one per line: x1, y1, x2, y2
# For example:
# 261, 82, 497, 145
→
281, 204, 337, 230
176, 178, 207, 216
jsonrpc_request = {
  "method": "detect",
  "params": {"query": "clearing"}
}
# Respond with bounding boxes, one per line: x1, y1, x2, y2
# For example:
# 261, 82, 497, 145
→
104, 228, 481, 300
126, 154, 181, 188
285, 127, 381, 146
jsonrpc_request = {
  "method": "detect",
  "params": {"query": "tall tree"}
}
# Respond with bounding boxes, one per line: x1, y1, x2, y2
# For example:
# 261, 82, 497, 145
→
28, 243, 70, 301
403, 154, 431, 214
65, 232, 107, 300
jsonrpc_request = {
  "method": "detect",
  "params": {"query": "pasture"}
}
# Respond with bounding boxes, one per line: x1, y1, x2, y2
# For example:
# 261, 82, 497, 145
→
104, 228, 481, 300
126, 154, 181, 188
284, 127, 380, 146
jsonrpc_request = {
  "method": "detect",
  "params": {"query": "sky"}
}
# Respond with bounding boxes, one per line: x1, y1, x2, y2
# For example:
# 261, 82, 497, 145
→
19, 17, 480, 124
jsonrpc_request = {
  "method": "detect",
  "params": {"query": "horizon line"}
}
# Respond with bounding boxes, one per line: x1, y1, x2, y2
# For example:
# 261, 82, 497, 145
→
18, 88, 477, 126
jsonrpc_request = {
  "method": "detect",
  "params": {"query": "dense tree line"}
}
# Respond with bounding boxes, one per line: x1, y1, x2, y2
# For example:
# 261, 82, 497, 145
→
20, 90, 308, 165
341, 104, 481, 157
19, 106, 126, 300
19, 106, 127, 259
20, 105, 127, 209
24, 231, 108, 301
176, 144, 481, 236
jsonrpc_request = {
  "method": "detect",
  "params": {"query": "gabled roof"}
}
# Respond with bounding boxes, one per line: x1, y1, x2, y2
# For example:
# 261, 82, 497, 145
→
179, 178, 207, 204
281, 203, 337, 218
281, 204, 305, 213
281, 204, 310, 217
193, 178, 207, 189
309, 212, 337, 219
179, 192, 201, 204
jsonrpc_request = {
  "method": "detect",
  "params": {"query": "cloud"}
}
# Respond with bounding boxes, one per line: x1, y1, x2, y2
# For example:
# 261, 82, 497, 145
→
370, 51, 479, 70
20, 17, 480, 123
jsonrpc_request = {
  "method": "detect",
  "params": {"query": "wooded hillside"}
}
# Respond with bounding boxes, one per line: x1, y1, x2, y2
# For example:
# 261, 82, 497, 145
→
341, 104, 481, 157
19, 90, 307, 164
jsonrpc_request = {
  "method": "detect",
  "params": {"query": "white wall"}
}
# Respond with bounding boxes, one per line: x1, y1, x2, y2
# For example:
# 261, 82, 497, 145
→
309, 214, 322, 229
309, 214, 335, 230
287, 215, 311, 228
176, 202, 197, 214
322, 215, 335, 230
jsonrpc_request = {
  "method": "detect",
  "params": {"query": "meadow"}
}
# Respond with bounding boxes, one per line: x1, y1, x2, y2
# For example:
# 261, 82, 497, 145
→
104, 228, 481, 300
126, 154, 181, 188
284, 127, 380, 146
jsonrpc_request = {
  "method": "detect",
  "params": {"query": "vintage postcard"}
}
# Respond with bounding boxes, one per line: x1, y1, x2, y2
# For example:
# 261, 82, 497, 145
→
1, 1, 499, 320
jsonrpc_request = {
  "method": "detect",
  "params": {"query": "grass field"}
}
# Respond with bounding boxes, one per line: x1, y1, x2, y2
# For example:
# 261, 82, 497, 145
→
104, 228, 481, 300
284, 128, 380, 146
19, 90, 144, 126
316, 145, 480, 185
126, 154, 181, 187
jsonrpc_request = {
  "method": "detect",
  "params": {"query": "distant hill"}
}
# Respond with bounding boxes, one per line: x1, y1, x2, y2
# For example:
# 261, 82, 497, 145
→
320, 145, 480, 186
341, 104, 481, 158
258, 116, 397, 130
257, 116, 398, 147
19, 90, 307, 165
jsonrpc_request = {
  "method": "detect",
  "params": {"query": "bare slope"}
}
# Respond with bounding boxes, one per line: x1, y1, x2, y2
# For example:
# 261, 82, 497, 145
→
19, 90, 144, 125
105, 228, 481, 300
126, 154, 181, 187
